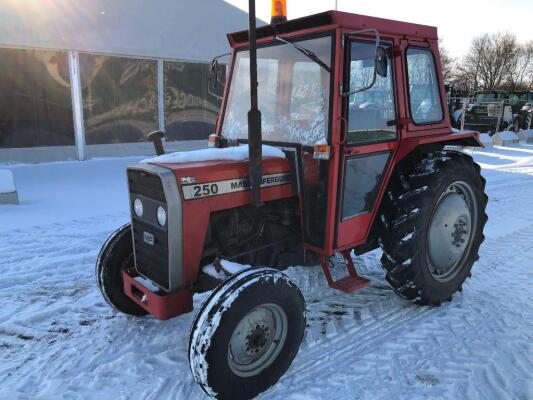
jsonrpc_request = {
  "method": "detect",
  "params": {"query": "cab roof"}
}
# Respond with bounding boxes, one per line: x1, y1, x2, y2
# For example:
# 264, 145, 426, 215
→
228, 10, 438, 46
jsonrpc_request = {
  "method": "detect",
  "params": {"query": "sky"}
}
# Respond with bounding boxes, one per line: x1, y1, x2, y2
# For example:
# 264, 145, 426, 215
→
224, 0, 533, 60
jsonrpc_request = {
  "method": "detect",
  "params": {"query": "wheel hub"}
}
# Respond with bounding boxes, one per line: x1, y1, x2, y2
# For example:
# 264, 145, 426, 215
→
427, 182, 477, 281
451, 217, 468, 247
245, 323, 270, 355
227, 303, 288, 378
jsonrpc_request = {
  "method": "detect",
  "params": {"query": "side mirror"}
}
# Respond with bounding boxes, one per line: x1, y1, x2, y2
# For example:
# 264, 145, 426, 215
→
341, 28, 387, 97
208, 53, 229, 100
376, 46, 388, 78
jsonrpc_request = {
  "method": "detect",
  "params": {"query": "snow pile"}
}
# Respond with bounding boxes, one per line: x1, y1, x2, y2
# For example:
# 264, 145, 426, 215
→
202, 259, 251, 280
518, 129, 533, 143
0, 169, 16, 193
134, 276, 160, 293
496, 131, 519, 140
0, 169, 19, 204
492, 131, 519, 146
141, 144, 286, 164
479, 133, 493, 146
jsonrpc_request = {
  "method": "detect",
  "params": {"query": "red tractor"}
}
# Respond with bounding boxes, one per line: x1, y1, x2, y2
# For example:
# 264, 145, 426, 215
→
96, 3, 488, 399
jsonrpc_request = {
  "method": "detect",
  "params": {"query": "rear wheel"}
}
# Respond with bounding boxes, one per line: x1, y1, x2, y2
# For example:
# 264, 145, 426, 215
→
378, 151, 488, 305
96, 224, 148, 316
188, 268, 305, 400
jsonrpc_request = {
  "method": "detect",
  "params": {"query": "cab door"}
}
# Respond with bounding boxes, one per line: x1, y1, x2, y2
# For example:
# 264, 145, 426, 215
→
335, 36, 401, 248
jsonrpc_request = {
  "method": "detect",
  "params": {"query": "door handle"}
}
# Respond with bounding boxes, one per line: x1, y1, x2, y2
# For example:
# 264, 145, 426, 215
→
387, 117, 410, 128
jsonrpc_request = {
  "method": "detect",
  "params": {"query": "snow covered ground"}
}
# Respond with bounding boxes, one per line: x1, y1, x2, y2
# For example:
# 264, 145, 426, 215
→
1, 145, 532, 399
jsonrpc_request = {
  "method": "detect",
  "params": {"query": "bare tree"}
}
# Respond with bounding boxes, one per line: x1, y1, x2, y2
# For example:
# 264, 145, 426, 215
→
438, 40, 455, 85
454, 33, 516, 91
451, 33, 533, 94
508, 41, 533, 91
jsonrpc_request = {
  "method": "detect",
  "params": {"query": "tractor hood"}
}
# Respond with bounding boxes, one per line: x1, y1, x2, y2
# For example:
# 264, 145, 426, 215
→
140, 145, 293, 203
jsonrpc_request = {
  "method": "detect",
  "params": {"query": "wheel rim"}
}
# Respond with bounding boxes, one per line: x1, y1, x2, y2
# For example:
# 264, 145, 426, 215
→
427, 181, 478, 282
227, 303, 288, 378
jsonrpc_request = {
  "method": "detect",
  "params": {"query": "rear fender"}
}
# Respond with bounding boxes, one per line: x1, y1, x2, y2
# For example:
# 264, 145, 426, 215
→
396, 132, 482, 162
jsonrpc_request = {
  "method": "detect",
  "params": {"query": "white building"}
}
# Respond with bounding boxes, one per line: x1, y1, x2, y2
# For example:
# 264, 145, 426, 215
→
0, 0, 261, 163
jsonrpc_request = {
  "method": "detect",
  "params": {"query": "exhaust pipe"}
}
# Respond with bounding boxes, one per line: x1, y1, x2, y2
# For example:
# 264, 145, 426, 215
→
247, 0, 288, 206
248, 0, 262, 207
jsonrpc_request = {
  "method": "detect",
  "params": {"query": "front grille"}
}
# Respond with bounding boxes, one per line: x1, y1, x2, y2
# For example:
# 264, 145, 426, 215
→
128, 170, 166, 203
132, 219, 169, 288
128, 168, 169, 290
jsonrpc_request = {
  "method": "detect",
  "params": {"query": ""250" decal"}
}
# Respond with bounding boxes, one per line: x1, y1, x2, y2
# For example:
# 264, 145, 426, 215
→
192, 183, 219, 198
181, 172, 291, 200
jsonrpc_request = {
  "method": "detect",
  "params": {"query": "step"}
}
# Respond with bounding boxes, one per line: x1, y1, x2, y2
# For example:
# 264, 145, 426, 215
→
320, 251, 371, 293
328, 275, 370, 293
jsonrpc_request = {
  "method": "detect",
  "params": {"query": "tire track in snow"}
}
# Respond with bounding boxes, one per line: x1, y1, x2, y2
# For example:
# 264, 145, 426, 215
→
264, 224, 533, 400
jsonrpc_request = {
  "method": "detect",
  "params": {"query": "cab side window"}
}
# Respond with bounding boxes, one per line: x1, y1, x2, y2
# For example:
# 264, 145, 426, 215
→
406, 47, 443, 124
347, 41, 396, 145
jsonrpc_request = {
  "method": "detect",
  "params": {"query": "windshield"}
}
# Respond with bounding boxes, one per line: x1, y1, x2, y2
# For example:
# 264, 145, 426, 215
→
221, 36, 332, 146
476, 92, 505, 102
511, 93, 531, 102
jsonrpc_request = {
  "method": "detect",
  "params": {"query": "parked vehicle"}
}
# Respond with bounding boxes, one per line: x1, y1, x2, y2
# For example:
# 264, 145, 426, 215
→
459, 90, 511, 134
509, 90, 533, 130
96, 3, 488, 399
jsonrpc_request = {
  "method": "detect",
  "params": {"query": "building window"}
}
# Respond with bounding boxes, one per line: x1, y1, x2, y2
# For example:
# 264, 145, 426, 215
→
79, 54, 158, 145
0, 48, 74, 148
164, 61, 222, 141
406, 47, 443, 124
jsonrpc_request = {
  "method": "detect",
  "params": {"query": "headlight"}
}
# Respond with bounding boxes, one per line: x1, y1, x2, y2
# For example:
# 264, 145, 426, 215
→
157, 206, 167, 226
133, 198, 143, 217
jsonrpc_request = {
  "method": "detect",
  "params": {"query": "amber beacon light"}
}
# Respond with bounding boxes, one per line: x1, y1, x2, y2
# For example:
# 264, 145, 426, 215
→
271, 0, 287, 24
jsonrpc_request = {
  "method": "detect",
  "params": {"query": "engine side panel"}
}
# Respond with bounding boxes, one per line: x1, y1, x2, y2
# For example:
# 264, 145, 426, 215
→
156, 157, 296, 287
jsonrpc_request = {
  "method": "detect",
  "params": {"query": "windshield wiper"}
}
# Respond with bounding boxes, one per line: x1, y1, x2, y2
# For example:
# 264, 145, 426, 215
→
274, 35, 331, 73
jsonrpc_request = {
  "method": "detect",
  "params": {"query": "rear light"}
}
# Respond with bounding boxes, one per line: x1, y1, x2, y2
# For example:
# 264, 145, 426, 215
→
208, 134, 229, 148
313, 143, 331, 160
208, 134, 218, 148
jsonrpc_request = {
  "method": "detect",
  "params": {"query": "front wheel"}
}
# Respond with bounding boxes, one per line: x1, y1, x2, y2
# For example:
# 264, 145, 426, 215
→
378, 151, 488, 305
188, 268, 306, 400
96, 224, 148, 316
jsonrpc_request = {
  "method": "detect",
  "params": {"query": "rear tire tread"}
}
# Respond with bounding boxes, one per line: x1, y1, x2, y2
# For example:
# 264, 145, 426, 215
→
378, 150, 488, 305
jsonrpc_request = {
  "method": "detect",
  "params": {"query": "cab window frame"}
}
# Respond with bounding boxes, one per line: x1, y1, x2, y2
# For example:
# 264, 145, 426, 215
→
404, 46, 445, 126
218, 31, 336, 147
343, 38, 398, 147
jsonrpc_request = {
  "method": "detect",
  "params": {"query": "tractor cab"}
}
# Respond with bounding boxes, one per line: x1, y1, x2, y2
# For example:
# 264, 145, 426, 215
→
211, 11, 459, 256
